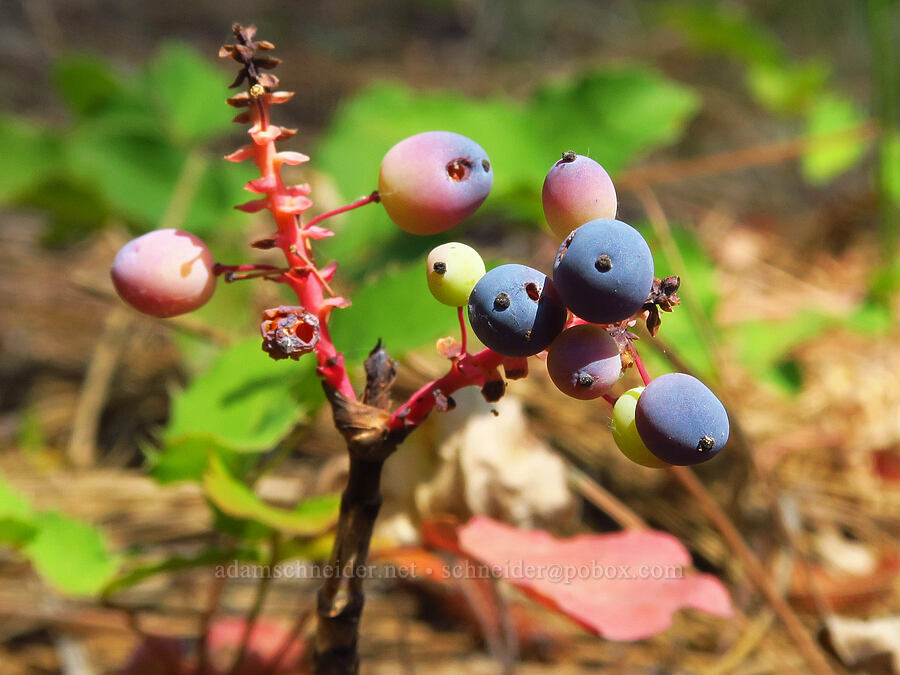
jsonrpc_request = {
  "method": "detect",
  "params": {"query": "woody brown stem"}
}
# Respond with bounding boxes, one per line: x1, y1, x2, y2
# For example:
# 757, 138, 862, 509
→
313, 343, 406, 674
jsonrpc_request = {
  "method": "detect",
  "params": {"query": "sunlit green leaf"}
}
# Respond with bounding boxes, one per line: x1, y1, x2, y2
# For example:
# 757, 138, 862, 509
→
22, 512, 119, 596
658, 3, 783, 66
164, 337, 322, 454
730, 312, 834, 394
745, 60, 829, 114
204, 454, 340, 536
882, 132, 900, 204
802, 95, 869, 184
0, 477, 32, 520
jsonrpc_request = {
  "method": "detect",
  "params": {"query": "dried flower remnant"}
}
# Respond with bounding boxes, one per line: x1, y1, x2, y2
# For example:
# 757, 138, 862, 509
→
260, 306, 320, 360
643, 275, 681, 337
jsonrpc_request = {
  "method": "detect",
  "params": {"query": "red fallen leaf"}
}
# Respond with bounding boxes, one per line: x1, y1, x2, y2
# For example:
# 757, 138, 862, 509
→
421, 515, 464, 555
457, 516, 732, 641
373, 546, 452, 583
872, 449, 900, 484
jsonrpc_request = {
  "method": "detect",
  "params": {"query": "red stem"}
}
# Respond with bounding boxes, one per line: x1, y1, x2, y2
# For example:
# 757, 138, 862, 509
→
214, 263, 283, 274
303, 191, 379, 230
632, 347, 652, 386
457, 306, 468, 355
388, 348, 507, 431
240, 94, 356, 401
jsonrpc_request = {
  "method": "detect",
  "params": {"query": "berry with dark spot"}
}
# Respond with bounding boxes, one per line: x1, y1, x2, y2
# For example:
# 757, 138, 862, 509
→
467, 264, 567, 357
378, 131, 493, 235
553, 219, 654, 324
426, 242, 486, 306
546, 324, 622, 400
635, 373, 729, 465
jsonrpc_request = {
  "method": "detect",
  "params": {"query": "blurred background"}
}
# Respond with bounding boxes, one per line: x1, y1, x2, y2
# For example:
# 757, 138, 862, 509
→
1, 0, 898, 672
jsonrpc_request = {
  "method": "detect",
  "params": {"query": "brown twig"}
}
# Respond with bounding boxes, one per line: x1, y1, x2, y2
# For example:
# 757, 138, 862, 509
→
617, 123, 878, 190
313, 343, 402, 674
229, 534, 281, 675
668, 466, 834, 675
567, 466, 648, 530
196, 574, 226, 674
67, 306, 134, 468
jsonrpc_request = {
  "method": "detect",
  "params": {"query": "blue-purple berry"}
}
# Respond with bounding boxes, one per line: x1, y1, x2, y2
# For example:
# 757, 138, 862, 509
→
635, 373, 729, 466
467, 264, 567, 357
552, 218, 654, 324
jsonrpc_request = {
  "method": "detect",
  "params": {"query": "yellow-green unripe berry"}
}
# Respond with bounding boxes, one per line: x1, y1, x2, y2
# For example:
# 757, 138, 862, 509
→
611, 387, 667, 468
426, 242, 486, 307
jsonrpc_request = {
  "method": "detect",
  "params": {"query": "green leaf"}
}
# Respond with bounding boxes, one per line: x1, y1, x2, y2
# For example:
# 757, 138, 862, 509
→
0, 477, 33, 520
147, 436, 238, 484
63, 120, 185, 229
658, 3, 784, 66
315, 67, 698, 269
802, 94, 870, 184
103, 546, 260, 597
731, 312, 834, 394
203, 454, 340, 537
0, 519, 38, 547
143, 43, 235, 144
882, 132, 900, 204
528, 67, 700, 177
745, 60, 829, 115
51, 54, 124, 117
329, 260, 460, 363
0, 478, 36, 546
19, 177, 111, 246
22, 511, 119, 596
0, 115, 59, 203
164, 337, 321, 454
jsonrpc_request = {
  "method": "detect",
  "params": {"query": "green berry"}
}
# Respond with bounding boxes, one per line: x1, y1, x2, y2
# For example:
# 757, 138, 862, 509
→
426, 242, 486, 307
611, 387, 667, 468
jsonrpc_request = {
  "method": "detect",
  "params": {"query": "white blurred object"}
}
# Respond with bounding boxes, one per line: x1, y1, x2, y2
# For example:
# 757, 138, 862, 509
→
380, 388, 574, 545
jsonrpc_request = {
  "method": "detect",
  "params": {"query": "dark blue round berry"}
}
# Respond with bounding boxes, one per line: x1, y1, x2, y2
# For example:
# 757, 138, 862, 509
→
552, 219, 654, 324
635, 373, 729, 466
467, 264, 567, 357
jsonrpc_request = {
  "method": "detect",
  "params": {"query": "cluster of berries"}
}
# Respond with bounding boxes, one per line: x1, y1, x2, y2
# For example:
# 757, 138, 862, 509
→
109, 123, 728, 468
382, 132, 729, 468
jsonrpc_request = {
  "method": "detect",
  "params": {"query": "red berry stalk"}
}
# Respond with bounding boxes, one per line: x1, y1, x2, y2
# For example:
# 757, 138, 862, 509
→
221, 25, 355, 400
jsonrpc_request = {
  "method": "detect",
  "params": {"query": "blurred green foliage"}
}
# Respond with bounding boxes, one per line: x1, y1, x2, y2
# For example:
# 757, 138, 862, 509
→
316, 67, 699, 272
204, 454, 340, 537
0, 477, 119, 595
659, 2, 871, 184
0, 44, 248, 245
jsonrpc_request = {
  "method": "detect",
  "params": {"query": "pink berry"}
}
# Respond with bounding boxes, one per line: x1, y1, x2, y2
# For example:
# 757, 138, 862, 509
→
542, 152, 617, 239
378, 131, 493, 235
110, 229, 216, 318
546, 324, 622, 400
